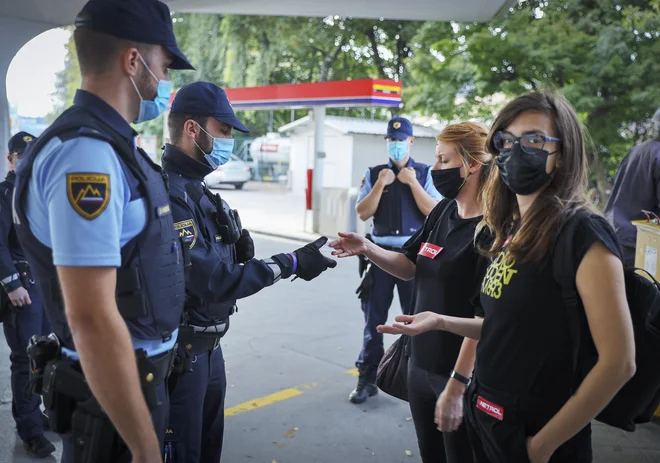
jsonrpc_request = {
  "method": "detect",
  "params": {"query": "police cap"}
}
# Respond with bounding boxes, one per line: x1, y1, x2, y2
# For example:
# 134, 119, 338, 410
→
74, 0, 194, 70
386, 117, 413, 140
171, 82, 250, 134
8, 132, 37, 155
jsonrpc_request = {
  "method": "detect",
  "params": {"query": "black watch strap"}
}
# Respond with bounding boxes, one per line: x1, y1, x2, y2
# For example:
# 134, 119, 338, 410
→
450, 370, 471, 386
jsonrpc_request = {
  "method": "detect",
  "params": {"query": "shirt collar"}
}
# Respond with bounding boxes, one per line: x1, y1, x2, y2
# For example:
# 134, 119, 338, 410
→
162, 144, 214, 181
73, 90, 136, 142
387, 157, 414, 173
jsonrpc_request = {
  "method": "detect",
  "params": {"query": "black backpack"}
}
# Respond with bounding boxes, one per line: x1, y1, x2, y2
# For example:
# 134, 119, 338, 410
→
553, 211, 660, 431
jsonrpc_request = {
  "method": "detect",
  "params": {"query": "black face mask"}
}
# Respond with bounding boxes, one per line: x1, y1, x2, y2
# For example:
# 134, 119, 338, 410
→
431, 167, 466, 199
496, 144, 552, 196
431, 167, 466, 200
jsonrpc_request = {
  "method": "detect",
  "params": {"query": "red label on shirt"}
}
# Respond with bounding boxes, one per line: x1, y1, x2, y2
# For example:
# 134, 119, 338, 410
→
476, 396, 504, 421
418, 242, 443, 259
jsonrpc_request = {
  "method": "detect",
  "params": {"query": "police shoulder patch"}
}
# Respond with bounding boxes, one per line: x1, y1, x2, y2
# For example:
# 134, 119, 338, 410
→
174, 219, 198, 249
66, 173, 110, 220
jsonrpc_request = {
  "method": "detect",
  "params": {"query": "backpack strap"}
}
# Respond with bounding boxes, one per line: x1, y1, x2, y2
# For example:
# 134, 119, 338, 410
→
552, 213, 584, 393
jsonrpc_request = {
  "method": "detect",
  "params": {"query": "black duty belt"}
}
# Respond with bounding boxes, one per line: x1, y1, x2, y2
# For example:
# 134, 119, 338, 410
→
177, 320, 229, 356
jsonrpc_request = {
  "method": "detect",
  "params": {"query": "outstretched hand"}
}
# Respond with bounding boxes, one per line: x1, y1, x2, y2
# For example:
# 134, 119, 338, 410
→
377, 312, 442, 336
328, 232, 369, 258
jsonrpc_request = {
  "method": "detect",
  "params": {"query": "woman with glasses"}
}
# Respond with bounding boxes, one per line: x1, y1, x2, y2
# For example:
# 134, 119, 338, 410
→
330, 122, 493, 463
378, 91, 636, 463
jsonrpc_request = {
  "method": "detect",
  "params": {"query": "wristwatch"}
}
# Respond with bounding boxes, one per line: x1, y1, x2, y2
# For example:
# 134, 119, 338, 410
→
450, 370, 471, 386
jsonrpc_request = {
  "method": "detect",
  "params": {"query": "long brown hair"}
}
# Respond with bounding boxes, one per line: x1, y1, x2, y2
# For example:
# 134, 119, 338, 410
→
479, 91, 592, 263
436, 122, 492, 203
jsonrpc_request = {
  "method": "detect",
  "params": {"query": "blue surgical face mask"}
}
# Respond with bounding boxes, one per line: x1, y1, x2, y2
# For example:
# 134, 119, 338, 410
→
194, 123, 235, 169
130, 54, 172, 124
15, 157, 22, 169
388, 141, 409, 161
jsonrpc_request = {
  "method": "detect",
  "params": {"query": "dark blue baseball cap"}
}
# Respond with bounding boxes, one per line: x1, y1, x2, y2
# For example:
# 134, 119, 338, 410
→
171, 82, 250, 134
74, 0, 194, 70
386, 117, 413, 140
8, 132, 36, 155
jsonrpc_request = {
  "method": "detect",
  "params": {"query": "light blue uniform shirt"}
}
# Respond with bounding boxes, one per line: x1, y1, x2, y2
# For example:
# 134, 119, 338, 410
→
357, 165, 442, 247
26, 134, 177, 359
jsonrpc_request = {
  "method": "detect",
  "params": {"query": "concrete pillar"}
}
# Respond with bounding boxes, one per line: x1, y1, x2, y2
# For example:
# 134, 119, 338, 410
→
311, 106, 326, 233
0, 17, 51, 173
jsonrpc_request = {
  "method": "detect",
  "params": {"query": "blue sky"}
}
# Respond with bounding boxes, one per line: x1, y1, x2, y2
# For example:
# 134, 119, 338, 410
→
6, 28, 70, 117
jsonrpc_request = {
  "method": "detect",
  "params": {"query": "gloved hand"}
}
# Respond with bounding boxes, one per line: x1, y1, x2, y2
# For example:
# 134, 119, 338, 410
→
293, 236, 337, 281
235, 229, 255, 263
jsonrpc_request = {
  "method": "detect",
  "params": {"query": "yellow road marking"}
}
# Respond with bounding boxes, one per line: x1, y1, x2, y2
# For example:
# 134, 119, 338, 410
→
345, 368, 359, 377
225, 383, 317, 417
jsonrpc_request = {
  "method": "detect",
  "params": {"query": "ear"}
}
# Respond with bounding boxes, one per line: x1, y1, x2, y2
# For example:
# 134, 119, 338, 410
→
6, 154, 12, 165
409, 137, 415, 145
184, 120, 199, 139
122, 47, 141, 77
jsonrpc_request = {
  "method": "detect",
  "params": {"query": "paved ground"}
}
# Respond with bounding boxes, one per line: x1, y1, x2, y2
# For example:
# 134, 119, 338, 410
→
0, 218, 659, 462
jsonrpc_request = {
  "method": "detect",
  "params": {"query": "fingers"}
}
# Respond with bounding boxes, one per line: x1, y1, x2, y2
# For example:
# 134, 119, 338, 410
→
241, 229, 250, 238
376, 324, 409, 335
324, 257, 338, 268
328, 239, 341, 248
312, 236, 328, 249
24, 295, 31, 305
394, 315, 414, 323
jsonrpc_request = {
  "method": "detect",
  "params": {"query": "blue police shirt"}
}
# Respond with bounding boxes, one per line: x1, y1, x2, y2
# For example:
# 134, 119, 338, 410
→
357, 161, 442, 247
24, 90, 177, 359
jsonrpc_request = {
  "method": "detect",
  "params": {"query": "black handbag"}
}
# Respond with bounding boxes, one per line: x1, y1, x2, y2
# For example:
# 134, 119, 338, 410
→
376, 334, 410, 401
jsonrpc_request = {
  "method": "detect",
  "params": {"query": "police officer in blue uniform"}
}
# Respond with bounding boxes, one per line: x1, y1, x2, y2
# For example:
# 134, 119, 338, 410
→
12, 1, 194, 462
350, 117, 442, 403
1, 132, 56, 458
162, 81, 337, 463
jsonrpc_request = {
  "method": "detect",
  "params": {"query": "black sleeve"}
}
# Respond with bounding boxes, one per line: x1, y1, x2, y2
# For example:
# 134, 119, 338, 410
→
402, 199, 451, 263
571, 214, 623, 275
470, 228, 494, 318
0, 186, 20, 293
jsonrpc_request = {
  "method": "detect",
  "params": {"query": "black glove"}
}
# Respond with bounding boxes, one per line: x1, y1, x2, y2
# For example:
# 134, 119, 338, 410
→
235, 229, 255, 263
293, 236, 337, 281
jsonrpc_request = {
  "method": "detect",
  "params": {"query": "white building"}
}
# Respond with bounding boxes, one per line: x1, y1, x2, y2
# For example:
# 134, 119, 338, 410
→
278, 115, 440, 236
278, 115, 440, 196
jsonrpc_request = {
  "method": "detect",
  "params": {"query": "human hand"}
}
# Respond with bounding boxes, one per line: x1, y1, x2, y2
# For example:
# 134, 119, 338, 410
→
527, 436, 552, 463
435, 383, 465, 432
8, 286, 31, 308
293, 237, 337, 281
377, 168, 396, 186
376, 312, 442, 336
235, 229, 255, 263
329, 232, 369, 258
397, 167, 417, 185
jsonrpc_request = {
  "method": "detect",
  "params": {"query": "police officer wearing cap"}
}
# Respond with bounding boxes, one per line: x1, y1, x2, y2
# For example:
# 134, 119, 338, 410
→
12, 1, 194, 462
162, 81, 337, 463
1, 132, 56, 458
350, 116, 442, 404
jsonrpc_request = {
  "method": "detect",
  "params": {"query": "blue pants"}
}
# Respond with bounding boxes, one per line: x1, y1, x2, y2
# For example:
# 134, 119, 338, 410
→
2, 286, 50, 442
166, 346, 227, 463
60, 380, 170, 463
358, 264, 414, 369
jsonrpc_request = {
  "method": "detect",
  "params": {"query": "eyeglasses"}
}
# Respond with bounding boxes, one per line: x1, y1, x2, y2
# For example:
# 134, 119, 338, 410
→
493, 131, 561, 154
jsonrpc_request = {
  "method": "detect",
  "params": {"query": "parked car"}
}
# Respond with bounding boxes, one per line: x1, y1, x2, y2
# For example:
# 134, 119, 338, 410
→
204, 155, 252, 190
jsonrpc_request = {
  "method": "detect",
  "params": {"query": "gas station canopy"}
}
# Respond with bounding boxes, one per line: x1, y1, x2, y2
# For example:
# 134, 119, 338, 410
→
2, 0, 517, 25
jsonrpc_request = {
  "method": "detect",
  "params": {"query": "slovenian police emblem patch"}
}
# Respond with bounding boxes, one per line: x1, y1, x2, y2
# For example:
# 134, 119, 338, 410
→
22, 135, 33, 143
393, 122, 401, 129
174, 219, 198, 249
66, 173, 110, 220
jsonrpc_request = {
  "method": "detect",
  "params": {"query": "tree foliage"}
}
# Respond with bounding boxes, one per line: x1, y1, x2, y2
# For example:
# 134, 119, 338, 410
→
48, 1, 660, 198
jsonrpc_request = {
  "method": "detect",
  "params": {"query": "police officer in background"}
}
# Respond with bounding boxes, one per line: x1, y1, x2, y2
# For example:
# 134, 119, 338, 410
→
350, 117, 442, 404
162, 81, 337, 463
1, 132, 55, 458
12, 1, 194, 462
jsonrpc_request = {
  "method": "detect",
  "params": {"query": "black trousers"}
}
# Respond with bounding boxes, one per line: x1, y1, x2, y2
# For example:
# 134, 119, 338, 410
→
407, 360, 474, 463
464, 378, 593, 463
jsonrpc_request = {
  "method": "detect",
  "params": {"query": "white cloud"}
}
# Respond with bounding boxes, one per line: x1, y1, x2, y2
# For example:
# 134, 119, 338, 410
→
6, 27, 71, 117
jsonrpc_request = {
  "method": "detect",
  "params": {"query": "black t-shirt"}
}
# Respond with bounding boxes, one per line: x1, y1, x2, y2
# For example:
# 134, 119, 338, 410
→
476, 212, 622, 398
403, 199, 491, 376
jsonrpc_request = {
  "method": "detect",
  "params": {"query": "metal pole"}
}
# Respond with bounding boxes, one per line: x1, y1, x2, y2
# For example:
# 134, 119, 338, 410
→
311, 106, 326, 233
